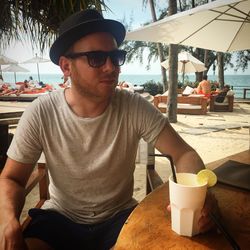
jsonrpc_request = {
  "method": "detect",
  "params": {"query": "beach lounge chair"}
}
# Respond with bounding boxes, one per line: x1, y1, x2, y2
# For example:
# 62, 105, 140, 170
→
154, 94, 208, 115
209, 95, 234, 112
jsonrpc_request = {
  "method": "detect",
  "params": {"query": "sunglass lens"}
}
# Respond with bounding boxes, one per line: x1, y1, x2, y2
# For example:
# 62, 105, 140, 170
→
111, 51, 126, 66
88, 52, 106, 67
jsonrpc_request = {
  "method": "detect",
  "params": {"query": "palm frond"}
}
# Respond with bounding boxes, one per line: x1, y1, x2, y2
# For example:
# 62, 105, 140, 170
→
0, 0, 107, 54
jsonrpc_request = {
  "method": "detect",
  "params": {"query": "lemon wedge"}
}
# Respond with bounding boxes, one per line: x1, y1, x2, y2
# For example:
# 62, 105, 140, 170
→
197, 169, 217, 187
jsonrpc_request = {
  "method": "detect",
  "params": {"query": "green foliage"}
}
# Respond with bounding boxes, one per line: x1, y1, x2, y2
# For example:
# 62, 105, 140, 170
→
0, 0, 107, 54
210, 81, 219, 91
183, 81, 198, 88
142, 80, 163, 96
234, 50, 250, 72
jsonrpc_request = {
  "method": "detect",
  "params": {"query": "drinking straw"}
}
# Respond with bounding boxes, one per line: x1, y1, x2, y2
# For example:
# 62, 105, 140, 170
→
149, 154, 177, 183
151, 154, 240, 249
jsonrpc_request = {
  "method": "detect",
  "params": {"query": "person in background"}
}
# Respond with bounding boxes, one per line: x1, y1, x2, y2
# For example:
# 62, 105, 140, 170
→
0, 75, 5, 93
0, 83, 16, 96
14, 80, 30, 95
195, 75, 211, 96
0, 9, 218, 250
0, 75, 4, 85
28, 76, 39, 88
59, 75, 71, 88
28, 76, 34, 85
215, 85, 234, 103
63, 75, 71, 87
38, 81, 46, 88
117, 81, 134, 92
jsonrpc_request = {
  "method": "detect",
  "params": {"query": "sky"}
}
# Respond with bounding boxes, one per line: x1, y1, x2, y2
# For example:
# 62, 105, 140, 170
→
2, 0, 250, 75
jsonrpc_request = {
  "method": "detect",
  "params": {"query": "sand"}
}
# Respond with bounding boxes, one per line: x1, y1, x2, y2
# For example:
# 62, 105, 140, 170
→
134, 102, 249, 201
1, 101, 249, 222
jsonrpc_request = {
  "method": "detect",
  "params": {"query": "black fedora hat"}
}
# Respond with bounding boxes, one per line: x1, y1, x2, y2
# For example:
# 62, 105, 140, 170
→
49, 9, 126, 65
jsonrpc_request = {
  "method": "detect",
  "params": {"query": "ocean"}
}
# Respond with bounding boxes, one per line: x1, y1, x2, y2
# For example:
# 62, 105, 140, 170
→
2, 72, 250, 99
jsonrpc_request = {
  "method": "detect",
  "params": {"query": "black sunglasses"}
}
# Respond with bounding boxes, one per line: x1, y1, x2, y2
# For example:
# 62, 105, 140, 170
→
65, 50, 127, 68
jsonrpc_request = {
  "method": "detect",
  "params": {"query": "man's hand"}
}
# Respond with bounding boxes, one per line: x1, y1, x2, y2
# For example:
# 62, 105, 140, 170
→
167, 192, 219, 234
198, 192, 219, 233
0, 218, 27, 250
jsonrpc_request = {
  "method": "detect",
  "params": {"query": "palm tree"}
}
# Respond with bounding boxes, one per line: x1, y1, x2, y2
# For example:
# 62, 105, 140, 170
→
167, 0, 178, 123
143, 0, 168, 92
0, 0, 107, 54
217, 52, 225, 88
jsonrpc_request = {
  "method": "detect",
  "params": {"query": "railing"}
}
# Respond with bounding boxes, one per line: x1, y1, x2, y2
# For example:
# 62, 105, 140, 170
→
231, 86, 250, 99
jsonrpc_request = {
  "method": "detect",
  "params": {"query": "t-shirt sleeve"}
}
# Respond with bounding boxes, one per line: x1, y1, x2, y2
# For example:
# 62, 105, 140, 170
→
7, 99, 43, 164
128, 92, 167, 145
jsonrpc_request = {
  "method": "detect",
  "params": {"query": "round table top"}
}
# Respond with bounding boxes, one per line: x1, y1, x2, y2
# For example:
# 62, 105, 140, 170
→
115, 179, 250, 249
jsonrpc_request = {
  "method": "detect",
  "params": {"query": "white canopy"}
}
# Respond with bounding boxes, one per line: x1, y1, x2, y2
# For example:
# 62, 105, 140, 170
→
2, 64, 29, 83
0, 55, 18, 75
161, 51, 207, 84
161, 51, 207, 73
21, 54, 50, 82
126, 0, 250, 52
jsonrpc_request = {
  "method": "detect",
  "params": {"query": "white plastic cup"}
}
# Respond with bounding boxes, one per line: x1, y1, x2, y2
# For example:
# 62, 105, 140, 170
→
169, 173, 207, 237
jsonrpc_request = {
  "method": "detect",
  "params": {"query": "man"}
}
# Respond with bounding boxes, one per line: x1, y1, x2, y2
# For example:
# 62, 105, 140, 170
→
0, 9, 217, 250
215, 85, 234, 103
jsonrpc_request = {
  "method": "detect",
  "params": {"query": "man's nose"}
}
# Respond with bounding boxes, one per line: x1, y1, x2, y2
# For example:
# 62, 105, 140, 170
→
102, 57, 116, 72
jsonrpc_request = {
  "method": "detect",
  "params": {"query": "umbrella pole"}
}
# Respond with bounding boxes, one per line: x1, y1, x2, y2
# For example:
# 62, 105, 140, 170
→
182, 63, 185, 85
14, 72, 16, 84
37, 63, 40, 82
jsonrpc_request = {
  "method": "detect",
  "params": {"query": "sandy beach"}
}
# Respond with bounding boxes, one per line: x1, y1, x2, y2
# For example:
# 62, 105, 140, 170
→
134, 101, 249, 201
1, 100, 249, 222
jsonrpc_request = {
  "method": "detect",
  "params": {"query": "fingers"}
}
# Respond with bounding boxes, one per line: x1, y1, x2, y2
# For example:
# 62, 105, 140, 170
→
198, 192, 220, 233
167, 204, 171, 212
198, 213, 215, 233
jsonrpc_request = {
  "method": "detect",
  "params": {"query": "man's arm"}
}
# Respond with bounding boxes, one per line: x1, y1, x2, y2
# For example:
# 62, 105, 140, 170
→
154, 122, 205, 173
0, 158, 35, 249
155, 122, 220, 233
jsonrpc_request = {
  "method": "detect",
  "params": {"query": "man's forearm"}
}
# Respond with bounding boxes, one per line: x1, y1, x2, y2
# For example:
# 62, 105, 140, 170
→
0, 178, 26, 223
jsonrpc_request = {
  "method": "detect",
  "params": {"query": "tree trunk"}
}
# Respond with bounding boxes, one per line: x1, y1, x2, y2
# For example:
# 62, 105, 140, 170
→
203, 49, 209, 77
194, 48, 203, 82
167, 0, 178, 123
217, 52, 225, 88
148, 0, 168, 91
168, 44, 178, 123
158, 43, 168, 91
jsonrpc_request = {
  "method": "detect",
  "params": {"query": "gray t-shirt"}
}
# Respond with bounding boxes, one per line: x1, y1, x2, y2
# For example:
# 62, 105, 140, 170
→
8, 88, 167, 224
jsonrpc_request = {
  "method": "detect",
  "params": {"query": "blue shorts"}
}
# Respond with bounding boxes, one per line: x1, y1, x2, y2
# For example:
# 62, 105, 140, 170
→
23, 206, 135, 250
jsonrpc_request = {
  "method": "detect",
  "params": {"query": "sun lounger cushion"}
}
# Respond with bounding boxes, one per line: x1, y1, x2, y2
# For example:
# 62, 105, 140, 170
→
182, 86, 194, 96
154, 95, 208, 115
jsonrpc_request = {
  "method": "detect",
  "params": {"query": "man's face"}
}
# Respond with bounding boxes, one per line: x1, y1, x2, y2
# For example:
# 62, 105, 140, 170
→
60, 32, 121, 100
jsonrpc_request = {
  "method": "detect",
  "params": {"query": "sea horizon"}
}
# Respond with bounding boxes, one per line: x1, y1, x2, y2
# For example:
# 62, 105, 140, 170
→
2, 72, 250, 99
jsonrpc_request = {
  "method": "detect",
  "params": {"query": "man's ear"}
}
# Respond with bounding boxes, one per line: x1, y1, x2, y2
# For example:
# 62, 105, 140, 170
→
59, 56, 71, 76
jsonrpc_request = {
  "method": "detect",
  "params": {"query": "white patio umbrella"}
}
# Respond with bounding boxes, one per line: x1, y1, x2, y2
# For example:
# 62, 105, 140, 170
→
0, 55, 18, 75
21, 53, 50, 82
2, 64, 29, 84
161, 51, 207, 84
126, 0, 250, 52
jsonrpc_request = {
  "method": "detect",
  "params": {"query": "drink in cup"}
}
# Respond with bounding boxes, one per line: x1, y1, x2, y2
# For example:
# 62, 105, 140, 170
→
169, 173, 207, 237
169, 170, 217, 237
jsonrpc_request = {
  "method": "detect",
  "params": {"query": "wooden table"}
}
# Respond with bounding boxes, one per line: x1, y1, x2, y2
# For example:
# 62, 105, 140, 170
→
115, 150, 250, 250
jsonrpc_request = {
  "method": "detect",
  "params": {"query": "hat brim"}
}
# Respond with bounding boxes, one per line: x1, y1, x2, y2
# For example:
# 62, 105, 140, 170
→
50, 19, 126, 65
